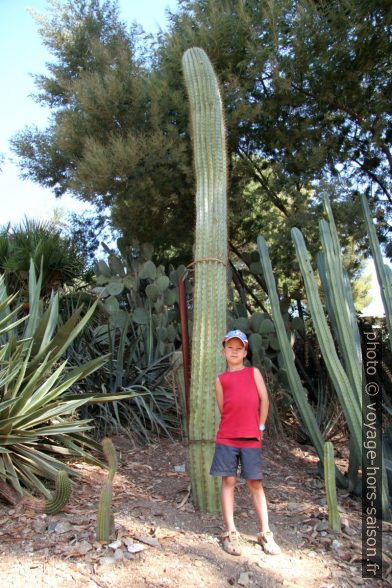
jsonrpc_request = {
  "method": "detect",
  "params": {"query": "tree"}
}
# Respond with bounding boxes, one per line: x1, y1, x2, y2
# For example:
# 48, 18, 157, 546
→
11, 0, 389, 294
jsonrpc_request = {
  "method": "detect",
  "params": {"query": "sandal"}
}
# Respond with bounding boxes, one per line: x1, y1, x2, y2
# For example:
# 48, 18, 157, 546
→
221, 530, 242, 556
257, 530, 281, 555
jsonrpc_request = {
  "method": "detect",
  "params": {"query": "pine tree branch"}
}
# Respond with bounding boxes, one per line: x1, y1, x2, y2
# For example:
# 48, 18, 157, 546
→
236, 147, 289, 216
353, 159, 392, 205
229, 241, 269, 309
291, 81, 392, 177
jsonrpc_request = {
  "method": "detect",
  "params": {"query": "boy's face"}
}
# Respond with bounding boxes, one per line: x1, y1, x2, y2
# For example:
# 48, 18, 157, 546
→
223, 337, 247, 367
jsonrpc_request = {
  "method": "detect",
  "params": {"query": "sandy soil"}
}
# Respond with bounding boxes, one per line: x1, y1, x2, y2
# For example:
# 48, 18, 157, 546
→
0, 436, 391, 587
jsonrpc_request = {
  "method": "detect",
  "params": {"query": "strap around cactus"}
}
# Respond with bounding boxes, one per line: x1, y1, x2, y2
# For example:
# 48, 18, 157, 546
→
188, 439, 215, 444
188, 257, 227, 268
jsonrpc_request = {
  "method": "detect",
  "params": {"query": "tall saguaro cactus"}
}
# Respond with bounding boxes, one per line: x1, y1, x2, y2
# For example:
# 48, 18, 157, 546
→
182, 47, 228, 512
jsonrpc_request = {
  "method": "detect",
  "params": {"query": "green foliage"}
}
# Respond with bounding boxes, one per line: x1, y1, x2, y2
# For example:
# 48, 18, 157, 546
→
259, 195, 391, 519
0, 218, 86, 296
0, 262, 136, 497
64, 242, 185, 442
11, 0, 388, 284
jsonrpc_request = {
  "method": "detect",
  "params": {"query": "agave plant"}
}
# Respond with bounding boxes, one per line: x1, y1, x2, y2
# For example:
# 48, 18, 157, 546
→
0, 261, 136, 498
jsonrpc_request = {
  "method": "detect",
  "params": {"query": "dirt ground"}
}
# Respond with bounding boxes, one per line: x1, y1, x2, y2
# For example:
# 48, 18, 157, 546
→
0, 435, 391, 588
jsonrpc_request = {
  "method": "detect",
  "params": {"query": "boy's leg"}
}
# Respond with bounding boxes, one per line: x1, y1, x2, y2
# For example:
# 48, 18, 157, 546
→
246, 479, 269, 533
246, 480, 281, 555
221, 476, 237, 532
220, 475, 241, 556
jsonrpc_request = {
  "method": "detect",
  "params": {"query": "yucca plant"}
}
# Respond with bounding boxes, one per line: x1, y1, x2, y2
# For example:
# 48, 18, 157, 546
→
0, 261, 138, 498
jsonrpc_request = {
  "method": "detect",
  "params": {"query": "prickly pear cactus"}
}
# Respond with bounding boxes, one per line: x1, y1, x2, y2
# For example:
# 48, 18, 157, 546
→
93, 243, 185, 362
182, 47, 228, 512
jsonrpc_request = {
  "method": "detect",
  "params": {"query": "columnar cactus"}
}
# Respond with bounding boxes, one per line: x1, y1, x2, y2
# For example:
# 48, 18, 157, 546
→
182, 47, 228, 512
360, 193, 392, 351
291, 227, 363, 457
102, 437, 117, 482
257, 237, 326, 460
96, 438, 117, 543
96, 481, 113, 544
44, 470, 72, 515
323, 442, 341, 532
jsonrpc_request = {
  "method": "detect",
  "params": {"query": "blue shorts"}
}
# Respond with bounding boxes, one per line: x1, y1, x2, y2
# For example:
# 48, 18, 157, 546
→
209, 443, 263, 480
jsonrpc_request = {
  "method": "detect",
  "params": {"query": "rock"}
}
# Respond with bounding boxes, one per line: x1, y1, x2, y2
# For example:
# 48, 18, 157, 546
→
33, 519, 47, 533
174, 464, 185, 473
319, 536, 332, 546
331, 539, 342, 550
317, 519, 329, 532
114, 548, 124, 560
54, 521, 72, 534
127, 543, 146, 554
99, 556, 116, 566
342, 526, 356, 537
108, 539, 122, 550
77, 540, 93, 554
133, 535, 160, 548
122, 537, 134, 547
237, 572, 251, 586
341, 516, 349, 529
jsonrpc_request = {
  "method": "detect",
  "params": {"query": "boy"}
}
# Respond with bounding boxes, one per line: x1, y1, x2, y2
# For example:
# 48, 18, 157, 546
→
209, 329, 281, 556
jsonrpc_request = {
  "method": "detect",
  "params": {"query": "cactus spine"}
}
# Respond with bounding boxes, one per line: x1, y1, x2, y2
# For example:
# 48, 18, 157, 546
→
182, 47, 228, 512
44, 470, 72, 515
96, 438, 117, 543
323, 442, 341, 532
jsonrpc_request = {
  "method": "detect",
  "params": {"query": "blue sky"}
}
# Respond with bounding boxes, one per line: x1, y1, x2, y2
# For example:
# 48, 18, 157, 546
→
0, 0, 386, 315
0, 0, 177, 224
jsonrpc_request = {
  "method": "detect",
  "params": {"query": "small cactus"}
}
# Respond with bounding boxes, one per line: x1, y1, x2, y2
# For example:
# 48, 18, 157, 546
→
323, 442, 341, 532
96, 481, 113, 544
44, 470, 72, 515
102, 437, 118, 482
96, 438, 118, 544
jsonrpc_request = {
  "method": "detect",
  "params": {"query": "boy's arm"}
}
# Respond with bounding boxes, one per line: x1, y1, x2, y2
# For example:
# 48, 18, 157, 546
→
254, 367, 269, 427
215, 376, 224, 414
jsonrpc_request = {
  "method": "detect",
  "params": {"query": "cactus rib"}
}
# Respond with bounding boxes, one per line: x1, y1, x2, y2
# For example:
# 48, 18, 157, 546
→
96, 481, 113, 544
323, 442, 341, 532
96, 438, 118, 543
44, 470, 72, 515
102, 437, 117, 482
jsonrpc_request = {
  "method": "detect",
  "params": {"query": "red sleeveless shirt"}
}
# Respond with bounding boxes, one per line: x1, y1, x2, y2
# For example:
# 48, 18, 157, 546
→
216, 367, 261, 446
